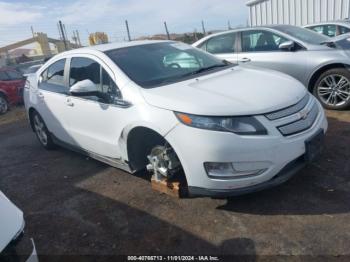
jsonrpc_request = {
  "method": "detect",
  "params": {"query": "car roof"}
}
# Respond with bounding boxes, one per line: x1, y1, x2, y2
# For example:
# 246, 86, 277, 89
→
65, 40, 173, 54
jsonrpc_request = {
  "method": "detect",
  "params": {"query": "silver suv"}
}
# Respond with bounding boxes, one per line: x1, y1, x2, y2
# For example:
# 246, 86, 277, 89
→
193, 25, 350, 110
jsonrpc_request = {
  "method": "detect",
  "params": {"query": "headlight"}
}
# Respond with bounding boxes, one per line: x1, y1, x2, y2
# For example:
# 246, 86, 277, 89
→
174, 112, 267, 135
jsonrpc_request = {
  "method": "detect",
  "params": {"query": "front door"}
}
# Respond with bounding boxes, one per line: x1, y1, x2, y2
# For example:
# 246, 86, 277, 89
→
65, 56, 128, 159
237, 29, 308, 84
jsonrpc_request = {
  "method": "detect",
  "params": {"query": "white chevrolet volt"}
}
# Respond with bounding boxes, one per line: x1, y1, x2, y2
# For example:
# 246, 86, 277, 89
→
24, 40, 327, 197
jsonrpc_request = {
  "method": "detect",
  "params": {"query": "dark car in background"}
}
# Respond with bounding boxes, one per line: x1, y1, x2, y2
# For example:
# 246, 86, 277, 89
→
0, 68, 25, 114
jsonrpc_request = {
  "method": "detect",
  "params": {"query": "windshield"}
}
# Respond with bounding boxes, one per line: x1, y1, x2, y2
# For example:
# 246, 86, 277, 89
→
275, 25, 329, 45
105, 42, 232, 88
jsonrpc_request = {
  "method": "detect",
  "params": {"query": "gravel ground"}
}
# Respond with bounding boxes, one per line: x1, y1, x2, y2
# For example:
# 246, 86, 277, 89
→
0, 107, 349, 261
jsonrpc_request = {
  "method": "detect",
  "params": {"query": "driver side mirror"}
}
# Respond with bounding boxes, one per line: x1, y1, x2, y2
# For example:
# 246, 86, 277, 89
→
279, 41, 295, 51
69, 79, 109, 101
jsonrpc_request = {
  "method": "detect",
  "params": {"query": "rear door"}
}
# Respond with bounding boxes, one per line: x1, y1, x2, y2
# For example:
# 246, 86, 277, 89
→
198, 32, 238, 63
236, 29, 308, 84
36, 59, 75, 145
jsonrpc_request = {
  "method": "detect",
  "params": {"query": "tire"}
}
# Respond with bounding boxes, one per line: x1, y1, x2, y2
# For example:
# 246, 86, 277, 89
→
313, 68, 350, 110
0, 95, 8, 115
31, 111, 56, 150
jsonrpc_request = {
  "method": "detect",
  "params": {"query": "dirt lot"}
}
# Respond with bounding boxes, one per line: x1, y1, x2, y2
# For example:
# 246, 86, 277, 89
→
0, 106, 349, 261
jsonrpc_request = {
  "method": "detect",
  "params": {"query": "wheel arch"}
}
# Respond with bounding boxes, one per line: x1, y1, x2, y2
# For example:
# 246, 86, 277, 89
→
125, 125, 168, 171
308, 63, 350, 92
28, 107, 38, 131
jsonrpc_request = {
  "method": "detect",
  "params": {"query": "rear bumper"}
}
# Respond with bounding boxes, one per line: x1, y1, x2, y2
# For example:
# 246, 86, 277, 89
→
188, 155, 306, 198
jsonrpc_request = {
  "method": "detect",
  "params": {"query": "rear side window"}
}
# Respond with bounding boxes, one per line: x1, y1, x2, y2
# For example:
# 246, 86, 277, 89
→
47, 60, 65, 86
206, 33, 236, 54
39, 59, 67, 93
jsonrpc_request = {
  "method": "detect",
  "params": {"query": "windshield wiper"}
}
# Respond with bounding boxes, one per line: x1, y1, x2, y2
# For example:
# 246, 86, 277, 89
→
182, 64, 228, 77
193, 64, 228, 74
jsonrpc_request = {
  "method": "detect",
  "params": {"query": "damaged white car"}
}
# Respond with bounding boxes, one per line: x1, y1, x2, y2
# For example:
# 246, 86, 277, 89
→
24, 41, 327, 197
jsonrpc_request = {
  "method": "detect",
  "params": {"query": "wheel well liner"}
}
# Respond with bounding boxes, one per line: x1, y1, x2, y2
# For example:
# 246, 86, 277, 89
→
308, 63, 350, 92
127, 126, 166, 171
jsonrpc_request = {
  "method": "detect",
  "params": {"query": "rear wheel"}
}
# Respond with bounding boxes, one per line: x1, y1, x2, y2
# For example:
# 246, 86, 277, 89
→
0, 95, 8, 115
313, 68, 350, 110
32, 112, 56, 150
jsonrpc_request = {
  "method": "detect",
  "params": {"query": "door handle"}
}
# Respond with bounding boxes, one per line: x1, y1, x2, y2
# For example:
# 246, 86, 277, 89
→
239, 58, 251, 63
66, 98, 74, 107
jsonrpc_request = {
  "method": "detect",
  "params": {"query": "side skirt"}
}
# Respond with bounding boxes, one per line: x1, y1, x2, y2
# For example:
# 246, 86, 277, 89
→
51, 134, 132, 173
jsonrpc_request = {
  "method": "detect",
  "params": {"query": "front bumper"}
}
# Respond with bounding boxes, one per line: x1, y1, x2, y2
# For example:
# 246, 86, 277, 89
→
165, 100, 328, 196
188, 154, 306, 197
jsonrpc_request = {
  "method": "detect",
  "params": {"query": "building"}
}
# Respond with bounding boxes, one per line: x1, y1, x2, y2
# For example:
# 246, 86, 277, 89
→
247, 0, 350, 26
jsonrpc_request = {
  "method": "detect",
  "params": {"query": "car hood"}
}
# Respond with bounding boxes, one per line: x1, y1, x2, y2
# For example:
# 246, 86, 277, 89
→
140, 67, 307, 116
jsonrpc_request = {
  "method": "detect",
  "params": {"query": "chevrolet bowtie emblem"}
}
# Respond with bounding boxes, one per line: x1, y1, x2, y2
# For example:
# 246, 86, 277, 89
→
299, 110, 309, 120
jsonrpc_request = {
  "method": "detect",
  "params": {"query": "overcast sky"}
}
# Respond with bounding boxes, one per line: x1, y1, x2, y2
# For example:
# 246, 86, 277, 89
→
0, 0, 248, 47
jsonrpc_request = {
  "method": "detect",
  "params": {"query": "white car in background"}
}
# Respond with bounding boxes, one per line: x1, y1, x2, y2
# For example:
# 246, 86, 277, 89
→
0, 191, 24, 253
304, 20, 350, 37
24, 41, 327, 197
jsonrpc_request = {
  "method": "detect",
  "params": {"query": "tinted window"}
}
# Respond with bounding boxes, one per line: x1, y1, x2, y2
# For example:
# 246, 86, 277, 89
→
308, 25, 324, 35
321, 25, 337, 37
339, 26, 350, 35
47, 59, 65, 86
0, 71, 9, 81
105, 42, 231, 88
242, 30, 288, 52
7, 70, 23, 80
39, 59, 67, 93
206, 33, 236, 54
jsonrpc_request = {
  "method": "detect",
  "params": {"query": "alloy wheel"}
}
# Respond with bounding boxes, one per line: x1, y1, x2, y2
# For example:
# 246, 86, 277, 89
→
0, 96, 8, 114
317, 74, 350, 107
33, 115, 48, 146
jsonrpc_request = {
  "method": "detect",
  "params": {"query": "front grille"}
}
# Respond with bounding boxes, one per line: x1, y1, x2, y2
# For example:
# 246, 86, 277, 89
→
265, 93, 310, 120
277, 102, 319, 136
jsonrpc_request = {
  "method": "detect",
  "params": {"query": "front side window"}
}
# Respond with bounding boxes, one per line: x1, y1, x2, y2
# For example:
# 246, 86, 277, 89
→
242, 30, 288, 52
105, 42, 232, 88
69, 57, 119, 101
206, 33, 236, 54
39, 59, 67, 93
